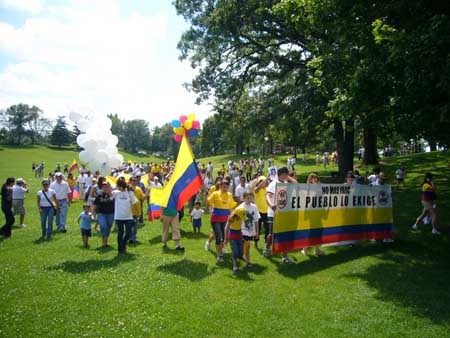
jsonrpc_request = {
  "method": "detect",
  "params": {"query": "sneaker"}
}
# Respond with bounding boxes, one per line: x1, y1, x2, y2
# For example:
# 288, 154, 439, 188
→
175, 245, 185, 251
204, 240, 210, 251
233, 267, 240, 274
263, 249, 271, 257
282, 257, 294, 265
217, 256, 224, 263
383, 238, 394, 243
411, 223, 419, 230
431, 228, 441, 235
246, 263, 253, 269
221, 247, 227, 255
19, 224, 26, 228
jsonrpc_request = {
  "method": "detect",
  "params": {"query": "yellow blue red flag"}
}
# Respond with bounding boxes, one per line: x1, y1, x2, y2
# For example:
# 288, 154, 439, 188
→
69, 159, 79, 173
150, 137, 203, 210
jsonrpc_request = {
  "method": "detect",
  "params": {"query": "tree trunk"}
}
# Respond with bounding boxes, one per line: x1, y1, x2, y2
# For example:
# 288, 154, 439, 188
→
428, 140, 437, 151
334, 118, 354, 176
363, 128, 379, 165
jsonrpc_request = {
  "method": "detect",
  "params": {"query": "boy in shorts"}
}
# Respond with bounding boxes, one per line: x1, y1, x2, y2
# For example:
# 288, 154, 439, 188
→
78, 204, 93, 248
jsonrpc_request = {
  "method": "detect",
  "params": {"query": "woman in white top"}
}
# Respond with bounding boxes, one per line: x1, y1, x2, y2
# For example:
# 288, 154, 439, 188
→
37, 179, 57, 239
113, 177, 137, 254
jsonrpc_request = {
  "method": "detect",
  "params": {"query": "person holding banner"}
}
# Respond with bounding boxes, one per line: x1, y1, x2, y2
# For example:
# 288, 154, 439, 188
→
266, 166, 297, 264
301, 173, 325, 256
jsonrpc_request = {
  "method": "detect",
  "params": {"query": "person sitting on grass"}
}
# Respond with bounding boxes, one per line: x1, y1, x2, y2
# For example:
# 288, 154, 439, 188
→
78, 204, 93, 248
224, 207, 251, 273
190, 201, 204, 234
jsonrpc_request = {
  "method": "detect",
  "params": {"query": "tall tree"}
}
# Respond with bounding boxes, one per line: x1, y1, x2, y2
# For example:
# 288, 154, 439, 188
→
50, 116, 73, 147
5, 104, 35, 144
121, 119, 151, 153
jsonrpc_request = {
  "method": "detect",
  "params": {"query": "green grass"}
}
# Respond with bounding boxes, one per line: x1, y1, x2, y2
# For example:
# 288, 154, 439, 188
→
0, 145, 449, 338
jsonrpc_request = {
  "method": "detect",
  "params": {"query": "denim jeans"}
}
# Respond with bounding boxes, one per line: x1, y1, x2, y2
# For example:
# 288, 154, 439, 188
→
1, 206, 14, 237
40, 207, 54, 238
130, 217, 138, 242
97, 213, 114, 237
55, 199, 68, 230
116, 219, 133, 253
230, 239, 244, 260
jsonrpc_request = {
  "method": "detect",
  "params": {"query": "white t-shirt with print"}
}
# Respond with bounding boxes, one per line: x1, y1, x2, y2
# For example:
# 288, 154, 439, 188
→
113, 190, 137, 220
240, 202, 260, 237
267, 180, 279, 218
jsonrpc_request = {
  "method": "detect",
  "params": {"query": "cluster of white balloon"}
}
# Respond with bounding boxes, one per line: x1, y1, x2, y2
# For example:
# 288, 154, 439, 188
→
69, 112, 124, 174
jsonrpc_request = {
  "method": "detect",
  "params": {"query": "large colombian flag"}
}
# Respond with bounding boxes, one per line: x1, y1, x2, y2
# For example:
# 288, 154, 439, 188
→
69, 159, 79, 174
150, 137, 203, 210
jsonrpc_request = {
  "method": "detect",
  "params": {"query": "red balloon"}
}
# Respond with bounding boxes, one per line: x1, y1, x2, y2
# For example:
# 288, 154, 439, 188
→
173, 134, 183, 142
179, 115, 188, 123
192, 120, 200, 129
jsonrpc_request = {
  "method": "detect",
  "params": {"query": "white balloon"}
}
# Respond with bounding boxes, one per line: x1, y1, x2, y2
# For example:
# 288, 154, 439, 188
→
109, 135, 119, 146
76, 134, 89, 148
76, 119, 90, 132
116, 153, 124, 163
79, 150, 90, 163
69, 112, 83, 122
89, 159, 101, 172
83, 139, 98, 151
96, 138, 109, 149
96, 149, 109, 164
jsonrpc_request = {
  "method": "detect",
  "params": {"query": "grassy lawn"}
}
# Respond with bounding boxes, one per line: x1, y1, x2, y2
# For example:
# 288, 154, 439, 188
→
0, 145, 449, 338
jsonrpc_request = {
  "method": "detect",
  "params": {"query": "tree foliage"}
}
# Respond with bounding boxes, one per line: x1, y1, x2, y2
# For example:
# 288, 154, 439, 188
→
50, 116, 73, 147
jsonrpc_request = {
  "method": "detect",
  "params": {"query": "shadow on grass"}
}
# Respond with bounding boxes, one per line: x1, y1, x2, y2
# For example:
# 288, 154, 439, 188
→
156, 259, 211, 281
180, 229, 209, 239
47, 254, 136, 274
345, 240, 450, 324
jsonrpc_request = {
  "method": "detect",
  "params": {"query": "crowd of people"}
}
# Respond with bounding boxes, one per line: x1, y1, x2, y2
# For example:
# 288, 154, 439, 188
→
0, 156, 443, 274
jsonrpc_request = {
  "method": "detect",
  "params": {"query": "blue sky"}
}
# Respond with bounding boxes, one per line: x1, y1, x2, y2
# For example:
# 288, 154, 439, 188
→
0, 0, 212, 128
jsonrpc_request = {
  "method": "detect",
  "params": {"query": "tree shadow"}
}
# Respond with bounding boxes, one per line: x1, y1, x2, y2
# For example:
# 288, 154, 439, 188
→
275, 242, 387, 278
47, 254, 136, 274
344, 240, 450, 324
148, 235, 161, 245
156, 259, 212, 281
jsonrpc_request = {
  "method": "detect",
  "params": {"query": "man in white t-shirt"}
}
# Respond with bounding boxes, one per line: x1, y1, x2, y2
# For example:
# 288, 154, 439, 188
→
77, 173, 87, 200
206, 162, 214, 177
84, 171, 93, 187
265, 166, 297, 264
234, 176, 250, 203
368, 168, 380, 186
12, 178, 28, 227
50, 172, 71, 232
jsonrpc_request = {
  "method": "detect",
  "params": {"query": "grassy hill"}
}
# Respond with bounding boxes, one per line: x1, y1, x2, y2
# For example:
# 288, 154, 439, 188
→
0, 146, 449, 338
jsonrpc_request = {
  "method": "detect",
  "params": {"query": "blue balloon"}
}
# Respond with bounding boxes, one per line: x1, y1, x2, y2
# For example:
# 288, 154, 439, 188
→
189, 128, 199, 137
172, 119, 181, 128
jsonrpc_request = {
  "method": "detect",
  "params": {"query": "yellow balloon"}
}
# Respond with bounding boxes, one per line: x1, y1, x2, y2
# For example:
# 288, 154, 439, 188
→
184, 119, 193, 130
175, 127, 185, 136
173, 127, 177, 134
187, 113, 196, 121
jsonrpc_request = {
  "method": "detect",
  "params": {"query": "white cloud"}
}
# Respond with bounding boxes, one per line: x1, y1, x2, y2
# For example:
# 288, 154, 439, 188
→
0, 0, 212, 128
0, 0, 43, 14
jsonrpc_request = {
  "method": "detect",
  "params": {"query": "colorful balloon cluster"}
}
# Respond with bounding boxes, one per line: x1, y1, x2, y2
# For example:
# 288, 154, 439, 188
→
171, 113, 201, 142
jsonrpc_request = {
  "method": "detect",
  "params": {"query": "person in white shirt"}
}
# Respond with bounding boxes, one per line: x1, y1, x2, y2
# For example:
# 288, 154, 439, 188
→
37, 179, 57, 239
113, 177, 137, 254
266, 166, 297, 264
49, 172, 71, 232
240, 192, 260, 266
190, 202, 204, 234
206, 162, 214, 177
12, 178, 28, 227
77, 173, 87, 200
234, 176, 250, 203
368, 168, 380, 186
84, 171, 93, 188
395, 166, 406, 189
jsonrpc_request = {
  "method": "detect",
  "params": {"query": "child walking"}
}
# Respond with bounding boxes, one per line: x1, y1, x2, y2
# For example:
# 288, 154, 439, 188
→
190, 202, 204, 234
224, 207, 251, 273
78, 204, 93, 248
240, 192, 260, 265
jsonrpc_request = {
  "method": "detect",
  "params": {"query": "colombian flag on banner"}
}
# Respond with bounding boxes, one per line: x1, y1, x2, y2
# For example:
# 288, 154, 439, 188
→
72, 185, 80, 200
150, 137, 203, 210
69, 159, 79, 174
272, 183, 394, 254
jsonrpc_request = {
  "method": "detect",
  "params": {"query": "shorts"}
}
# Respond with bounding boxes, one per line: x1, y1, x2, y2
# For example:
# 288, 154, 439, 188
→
421, 201, 434, 210
397, 178, 404, 182
163, 208, 178, 217
97, 213, 114, 237
81, 228, 92, 237
266, 217, 274, 235
212, 221, 226, 244
230, 239, 244, 260
193, 218, 202, 228
12, 200, 25, 215
243, 235, 253, 241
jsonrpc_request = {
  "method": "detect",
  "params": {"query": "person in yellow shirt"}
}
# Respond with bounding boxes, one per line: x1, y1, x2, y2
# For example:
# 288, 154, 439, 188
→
252, 175, 270, 250
207, 180, 237, 263
66, 173, 77, 203
204, 176, 222, 249
129, 177, 146, 244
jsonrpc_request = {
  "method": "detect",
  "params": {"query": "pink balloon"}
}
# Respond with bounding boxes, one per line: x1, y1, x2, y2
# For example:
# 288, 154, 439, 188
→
192, 120, 200, 129
173, 134, 183, 142
179, 115, 188, 123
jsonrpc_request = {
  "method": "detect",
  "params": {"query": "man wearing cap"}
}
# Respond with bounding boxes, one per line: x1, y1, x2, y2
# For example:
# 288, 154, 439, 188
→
50, 173, 71, 232
266, 166, 297, 264
12, 179, 28, 228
